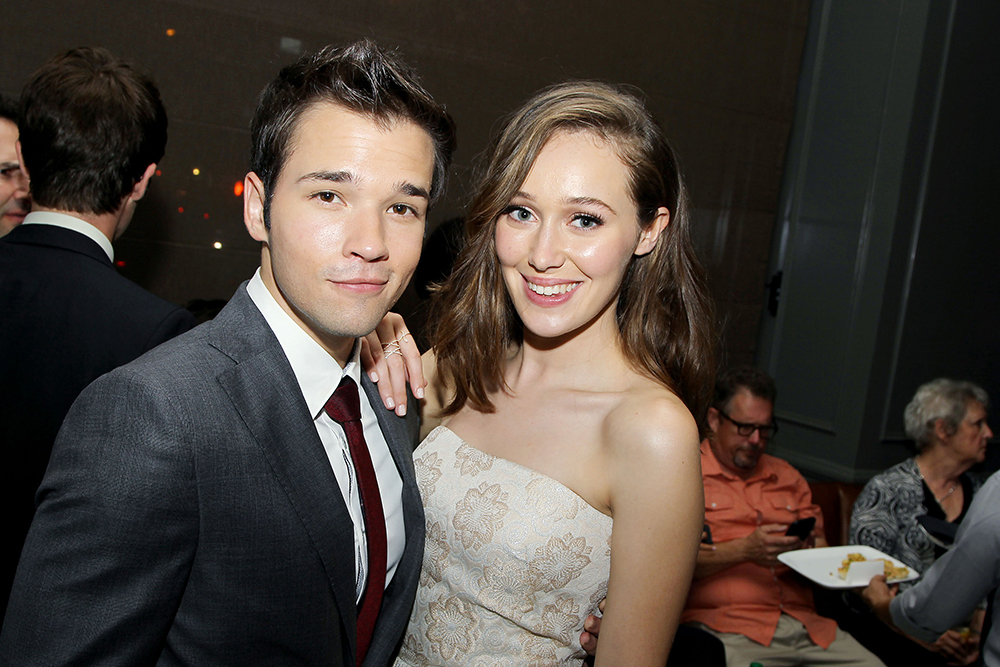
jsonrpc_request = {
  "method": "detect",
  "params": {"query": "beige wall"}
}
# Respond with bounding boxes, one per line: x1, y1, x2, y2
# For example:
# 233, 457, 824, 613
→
0, 0, 810, 363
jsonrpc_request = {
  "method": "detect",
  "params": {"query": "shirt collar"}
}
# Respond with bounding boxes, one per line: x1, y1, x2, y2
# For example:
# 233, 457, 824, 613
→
22, 211, 114, 262
246, 269, 360, 418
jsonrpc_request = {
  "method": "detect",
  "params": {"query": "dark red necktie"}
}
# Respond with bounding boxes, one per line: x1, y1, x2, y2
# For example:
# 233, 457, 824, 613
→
324, 376, 387, 665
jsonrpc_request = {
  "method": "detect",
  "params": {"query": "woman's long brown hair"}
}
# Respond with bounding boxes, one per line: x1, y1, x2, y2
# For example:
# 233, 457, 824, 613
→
429, 81, 716, 422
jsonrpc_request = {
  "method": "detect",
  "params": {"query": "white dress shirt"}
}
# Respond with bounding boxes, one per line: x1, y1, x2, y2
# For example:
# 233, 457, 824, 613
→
22, 211, 115, 262
247, 270, 405, 601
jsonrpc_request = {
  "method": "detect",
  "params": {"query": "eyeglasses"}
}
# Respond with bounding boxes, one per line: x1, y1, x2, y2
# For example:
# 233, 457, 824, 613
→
716, 408, 778, 439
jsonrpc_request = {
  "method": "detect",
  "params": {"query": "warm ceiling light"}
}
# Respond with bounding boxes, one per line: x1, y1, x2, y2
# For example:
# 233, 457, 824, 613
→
166, 29, 176, 37
192, 168, 200, 176
213, 242, 223, 250
233, 181, 244, 197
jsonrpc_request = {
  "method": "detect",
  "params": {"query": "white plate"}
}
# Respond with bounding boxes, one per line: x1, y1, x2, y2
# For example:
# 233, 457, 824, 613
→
777, 545, 920, 589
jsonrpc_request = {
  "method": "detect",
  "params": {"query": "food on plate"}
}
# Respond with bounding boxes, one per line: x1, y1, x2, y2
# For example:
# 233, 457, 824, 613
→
836, 552, 909, 581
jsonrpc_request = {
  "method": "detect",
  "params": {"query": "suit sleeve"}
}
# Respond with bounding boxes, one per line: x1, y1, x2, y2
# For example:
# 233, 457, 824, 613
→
0, 367, 199, 665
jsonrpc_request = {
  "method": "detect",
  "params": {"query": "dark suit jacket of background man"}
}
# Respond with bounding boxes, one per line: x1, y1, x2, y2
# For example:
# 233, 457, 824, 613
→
0, 222, 194, 619
0, 283, 425, 667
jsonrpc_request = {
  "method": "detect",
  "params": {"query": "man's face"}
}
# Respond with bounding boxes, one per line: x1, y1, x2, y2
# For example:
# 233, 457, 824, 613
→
0, 118, 29, 236
245, 102, 433, 361
707, 389, 775, 477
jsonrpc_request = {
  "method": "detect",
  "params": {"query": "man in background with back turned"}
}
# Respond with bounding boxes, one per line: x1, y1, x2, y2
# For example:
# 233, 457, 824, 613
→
0, 47, 194, 620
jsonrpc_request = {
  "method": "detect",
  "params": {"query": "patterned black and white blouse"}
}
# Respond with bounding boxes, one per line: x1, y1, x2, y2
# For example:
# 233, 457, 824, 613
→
849, 457, 982, 592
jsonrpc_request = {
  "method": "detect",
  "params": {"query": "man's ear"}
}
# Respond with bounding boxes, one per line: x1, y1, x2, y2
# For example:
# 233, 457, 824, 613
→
635, 206, 670, 256
130, 163, 157, 202
244, 172, 268, 243
706, 406, 721, 435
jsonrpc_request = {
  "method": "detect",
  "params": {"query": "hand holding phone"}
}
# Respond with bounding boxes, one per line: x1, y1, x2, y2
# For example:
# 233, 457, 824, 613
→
785, 516, 816, 540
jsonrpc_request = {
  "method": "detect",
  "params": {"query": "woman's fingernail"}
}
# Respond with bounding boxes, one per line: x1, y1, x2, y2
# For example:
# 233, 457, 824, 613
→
398, 404, 407, 417
386, 397, 395, 409
416, 387, 424, 399
370, 371, 378, 382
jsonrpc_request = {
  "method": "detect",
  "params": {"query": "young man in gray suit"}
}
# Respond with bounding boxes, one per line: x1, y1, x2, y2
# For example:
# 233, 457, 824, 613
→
0, 41, 456, 667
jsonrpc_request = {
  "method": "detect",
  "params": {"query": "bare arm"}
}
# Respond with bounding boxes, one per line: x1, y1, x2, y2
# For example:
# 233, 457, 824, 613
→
593, 400, 703, 667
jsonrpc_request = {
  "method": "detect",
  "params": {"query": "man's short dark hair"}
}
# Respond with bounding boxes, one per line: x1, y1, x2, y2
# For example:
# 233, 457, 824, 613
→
0, 95, 18, 124
18, 47, 167, 215
713, 365, 777, 412
250, 40, 456, 223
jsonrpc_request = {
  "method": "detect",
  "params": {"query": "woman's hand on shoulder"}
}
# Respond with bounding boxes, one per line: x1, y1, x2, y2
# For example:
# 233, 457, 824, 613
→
359, 313, 426, 416
594, 395, 703, 666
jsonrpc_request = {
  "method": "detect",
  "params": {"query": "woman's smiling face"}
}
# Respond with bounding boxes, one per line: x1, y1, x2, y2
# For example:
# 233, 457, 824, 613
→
494, 129, 667, 342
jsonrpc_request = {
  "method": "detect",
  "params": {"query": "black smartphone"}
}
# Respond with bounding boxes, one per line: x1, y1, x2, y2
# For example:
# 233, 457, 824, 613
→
785, 516, 816, 540
701, 523, 713, 545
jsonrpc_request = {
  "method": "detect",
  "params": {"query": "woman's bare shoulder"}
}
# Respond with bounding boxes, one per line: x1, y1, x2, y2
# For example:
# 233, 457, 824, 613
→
599, 382, 702, 519
603, 383, 699, 457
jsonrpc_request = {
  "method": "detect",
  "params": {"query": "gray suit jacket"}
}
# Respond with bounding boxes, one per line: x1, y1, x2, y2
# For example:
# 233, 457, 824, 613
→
0, 284, 424, 667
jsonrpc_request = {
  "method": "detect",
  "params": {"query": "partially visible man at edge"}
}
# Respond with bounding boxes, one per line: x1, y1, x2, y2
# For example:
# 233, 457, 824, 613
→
0, 47, 194, 621
680, 366, 885, 667
1, 40, 457, 667
0, 95, 29, 236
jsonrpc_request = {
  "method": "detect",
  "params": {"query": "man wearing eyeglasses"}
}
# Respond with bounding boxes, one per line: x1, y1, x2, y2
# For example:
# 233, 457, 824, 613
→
680, 366, 884, 667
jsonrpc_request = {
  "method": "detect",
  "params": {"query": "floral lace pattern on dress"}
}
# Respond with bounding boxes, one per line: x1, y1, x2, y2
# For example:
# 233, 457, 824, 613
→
394, 426, 613, 666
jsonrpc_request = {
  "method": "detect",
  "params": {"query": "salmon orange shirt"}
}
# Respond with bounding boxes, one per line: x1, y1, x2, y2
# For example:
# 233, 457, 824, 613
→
681, 440, 837, 648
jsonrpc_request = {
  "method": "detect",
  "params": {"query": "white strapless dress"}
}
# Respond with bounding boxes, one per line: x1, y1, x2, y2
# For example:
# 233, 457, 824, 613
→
394, 426, 613, 667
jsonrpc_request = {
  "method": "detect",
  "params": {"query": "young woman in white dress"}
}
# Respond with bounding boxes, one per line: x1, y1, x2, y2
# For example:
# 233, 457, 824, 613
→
369, 81, 716, 666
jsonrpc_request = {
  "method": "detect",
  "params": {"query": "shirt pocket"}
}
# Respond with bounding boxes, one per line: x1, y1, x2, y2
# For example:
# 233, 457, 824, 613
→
704, 492, 737, 539
766, 496, 800, 525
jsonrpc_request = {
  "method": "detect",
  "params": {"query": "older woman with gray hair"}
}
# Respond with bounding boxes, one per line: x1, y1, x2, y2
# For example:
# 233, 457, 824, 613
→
852, 379, 991, 574
844, 379, 993, 666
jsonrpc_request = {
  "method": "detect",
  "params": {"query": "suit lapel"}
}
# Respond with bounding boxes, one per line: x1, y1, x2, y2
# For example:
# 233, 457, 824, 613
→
359, 378, 424, 667
361, 377, 417, 493
211, 288, 359, 655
